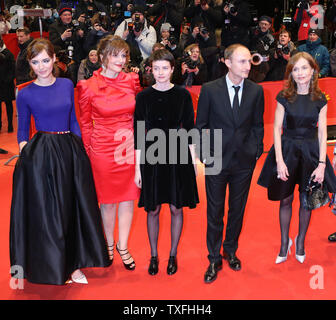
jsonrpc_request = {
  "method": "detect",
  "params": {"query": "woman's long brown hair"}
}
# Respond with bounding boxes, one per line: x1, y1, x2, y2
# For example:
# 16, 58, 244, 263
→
281, 51, 324, 102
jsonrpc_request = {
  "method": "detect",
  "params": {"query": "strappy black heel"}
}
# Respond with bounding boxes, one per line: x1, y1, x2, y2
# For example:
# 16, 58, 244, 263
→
107, 243, 114, 262
116, 243, 136, 271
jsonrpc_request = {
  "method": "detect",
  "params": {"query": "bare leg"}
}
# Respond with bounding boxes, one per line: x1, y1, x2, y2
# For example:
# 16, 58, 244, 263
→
100, 203, 117, 246
116, 200, 135, 267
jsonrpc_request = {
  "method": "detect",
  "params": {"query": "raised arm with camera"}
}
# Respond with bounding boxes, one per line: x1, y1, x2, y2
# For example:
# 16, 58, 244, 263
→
220, 0, 250, 47
184, 0, 222, 33
114, 5, 157, 66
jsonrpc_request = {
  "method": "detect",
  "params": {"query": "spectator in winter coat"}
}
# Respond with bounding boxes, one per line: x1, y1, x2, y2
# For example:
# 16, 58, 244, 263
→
297, 28, 330, 78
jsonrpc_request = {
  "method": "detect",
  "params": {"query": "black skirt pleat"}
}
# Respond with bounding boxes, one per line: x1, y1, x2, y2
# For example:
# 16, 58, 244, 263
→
10, 132, 111, 285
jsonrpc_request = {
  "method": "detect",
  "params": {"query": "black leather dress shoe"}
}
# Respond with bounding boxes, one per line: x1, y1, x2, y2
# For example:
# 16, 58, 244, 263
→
223, 252, 241, 271
148, 256, 158, 275
204, 261, 222, 284
328, 232, 336, 242
167, 256, 177, 275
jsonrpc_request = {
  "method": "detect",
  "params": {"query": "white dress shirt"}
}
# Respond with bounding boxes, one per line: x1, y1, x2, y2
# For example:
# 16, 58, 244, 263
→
225, 74, 244, 108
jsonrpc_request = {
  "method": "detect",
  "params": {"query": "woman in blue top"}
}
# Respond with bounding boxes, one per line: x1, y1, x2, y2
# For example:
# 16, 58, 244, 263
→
10, 38, 110, 285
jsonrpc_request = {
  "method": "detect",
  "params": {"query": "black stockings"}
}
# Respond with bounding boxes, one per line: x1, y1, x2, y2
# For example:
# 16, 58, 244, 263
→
147, 204, 183, 257
279, 193, 311, 256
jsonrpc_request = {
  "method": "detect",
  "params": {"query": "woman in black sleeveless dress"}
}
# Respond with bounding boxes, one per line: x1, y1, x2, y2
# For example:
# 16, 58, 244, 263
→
258, 52, 336, 264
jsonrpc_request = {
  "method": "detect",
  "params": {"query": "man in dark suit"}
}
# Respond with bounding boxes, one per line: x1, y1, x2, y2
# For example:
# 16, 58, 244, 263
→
195, 44, 264, 283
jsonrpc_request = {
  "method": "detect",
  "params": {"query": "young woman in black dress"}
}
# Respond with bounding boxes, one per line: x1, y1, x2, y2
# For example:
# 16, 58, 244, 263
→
134, 49, 199, 275
258, 52, 336, 264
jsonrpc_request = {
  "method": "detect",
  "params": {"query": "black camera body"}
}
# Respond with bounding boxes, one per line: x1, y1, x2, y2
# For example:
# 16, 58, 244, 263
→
66, 20, 81, 34
133, 13, 144, 32
275, 43, 290, 57
167, 27, 177, 45
200, 26, 209, 35
182, 51, 199, 69
225, 1, 237, 14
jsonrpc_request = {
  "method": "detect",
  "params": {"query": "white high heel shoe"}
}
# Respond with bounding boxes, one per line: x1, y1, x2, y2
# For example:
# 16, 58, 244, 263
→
66, 270, 88, 284
295, 236, 306, 264
275, 238, 293, 264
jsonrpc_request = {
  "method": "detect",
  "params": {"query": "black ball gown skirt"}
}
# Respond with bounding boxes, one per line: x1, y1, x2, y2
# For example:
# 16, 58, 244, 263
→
10, 132, 111, 285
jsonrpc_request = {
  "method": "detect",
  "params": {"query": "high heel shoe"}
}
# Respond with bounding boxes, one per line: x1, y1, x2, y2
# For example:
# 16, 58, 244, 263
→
295, 236, 306, 264
107, 243, 114, 262
66, 270, 88, 284
116, 243, 136, 271
275, 238, 292, 264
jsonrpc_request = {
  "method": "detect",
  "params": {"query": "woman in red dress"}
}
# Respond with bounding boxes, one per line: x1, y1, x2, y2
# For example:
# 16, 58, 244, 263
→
77, 35, 140, 270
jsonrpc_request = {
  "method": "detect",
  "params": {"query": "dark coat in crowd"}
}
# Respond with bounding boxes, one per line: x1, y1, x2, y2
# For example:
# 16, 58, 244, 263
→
172, 57, 208, 86
298, 38, 330, 77
264, 44, 297, 82
49, 18, 86, 64
147, 0, 184, 39
220, 0, 251, 48
15, 38, 34, 86
184, 0, 222, 33
0, 46, 15, 102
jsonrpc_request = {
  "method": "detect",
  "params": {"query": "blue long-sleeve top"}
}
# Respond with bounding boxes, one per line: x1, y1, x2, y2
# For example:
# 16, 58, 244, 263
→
16, 78, 81, 144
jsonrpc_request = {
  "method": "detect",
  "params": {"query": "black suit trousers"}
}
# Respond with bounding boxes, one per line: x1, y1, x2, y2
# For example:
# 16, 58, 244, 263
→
205, 157, 255, 263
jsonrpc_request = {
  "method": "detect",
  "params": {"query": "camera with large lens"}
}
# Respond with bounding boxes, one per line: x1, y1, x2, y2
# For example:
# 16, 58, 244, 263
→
168, 27, 177, 46
182, 50, 199, 69
225, 1, 237, 14
133, 13, 144, 32
66, 20, 81, 34
200, 26, 209, 35
260, 34, 273, 50
276, 43, 290, 56
57, 49, 72, 65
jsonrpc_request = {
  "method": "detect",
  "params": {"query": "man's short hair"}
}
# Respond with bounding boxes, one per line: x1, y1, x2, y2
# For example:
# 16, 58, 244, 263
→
224, 44, 249, 60
279, 29, 291, 38
16, 27, 31, 35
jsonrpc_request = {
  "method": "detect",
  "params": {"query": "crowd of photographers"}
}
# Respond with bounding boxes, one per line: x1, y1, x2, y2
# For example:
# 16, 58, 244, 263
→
2, 0, 336, 90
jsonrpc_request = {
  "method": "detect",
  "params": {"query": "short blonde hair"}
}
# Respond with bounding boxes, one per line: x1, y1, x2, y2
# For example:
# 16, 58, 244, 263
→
97, 35, 130, 67
184, 43, 204, 64
224, 44, 249, 60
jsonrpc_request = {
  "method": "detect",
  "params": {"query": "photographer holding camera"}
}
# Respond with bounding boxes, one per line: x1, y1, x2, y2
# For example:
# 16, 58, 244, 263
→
147, 0, 184, 40
114, 5, 157, 67
84, 12, 111, 55
172, 43, 208, 86
74, 0, 109, 20
49, 3, 86, 85
265, 29, 297, 81
159, 23, 181, 58
220, 0, 251, 48
294, 0, 320, 45
184, 0, 222, 34
248, 15, 275, 83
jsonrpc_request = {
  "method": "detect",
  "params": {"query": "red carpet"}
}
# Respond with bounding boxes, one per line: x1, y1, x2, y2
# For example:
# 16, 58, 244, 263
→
1, 103, 336, 300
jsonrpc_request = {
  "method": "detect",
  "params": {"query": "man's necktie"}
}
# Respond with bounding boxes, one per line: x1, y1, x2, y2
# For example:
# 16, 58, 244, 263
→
232, 85, 240, 125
